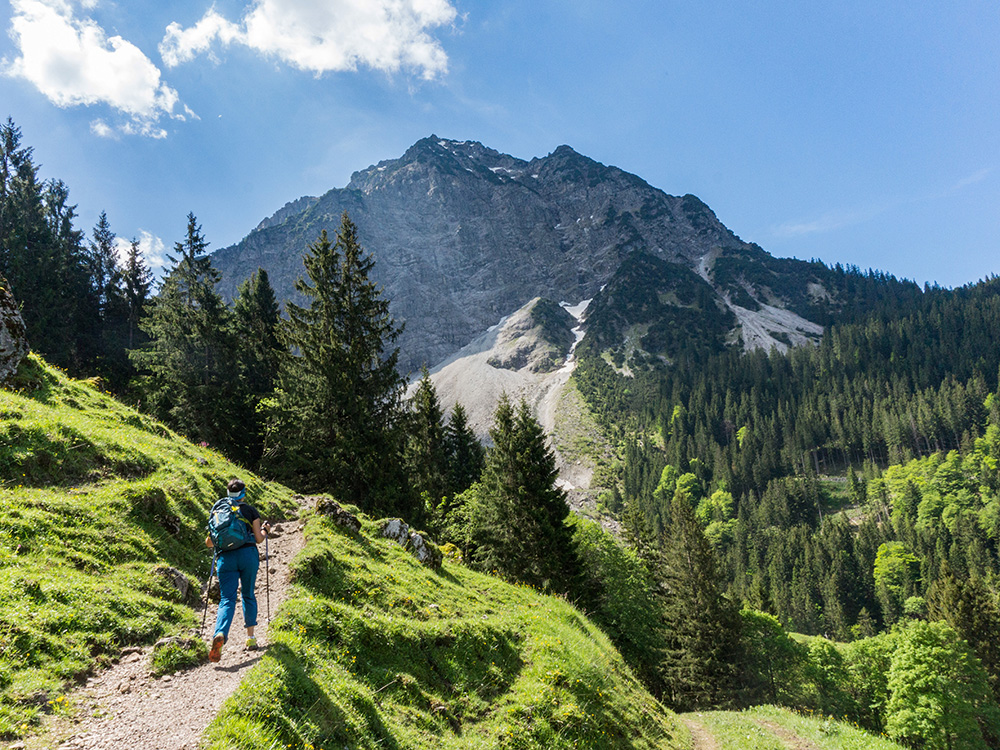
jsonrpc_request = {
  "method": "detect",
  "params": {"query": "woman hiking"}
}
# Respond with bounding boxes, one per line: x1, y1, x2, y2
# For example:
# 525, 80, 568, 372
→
206, 478, 270, 662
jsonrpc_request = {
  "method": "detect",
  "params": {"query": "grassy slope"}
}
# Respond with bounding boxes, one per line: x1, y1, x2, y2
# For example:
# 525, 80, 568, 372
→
1, 356, 684, 749
205, 509, 684, 749
0, 355, 297, 737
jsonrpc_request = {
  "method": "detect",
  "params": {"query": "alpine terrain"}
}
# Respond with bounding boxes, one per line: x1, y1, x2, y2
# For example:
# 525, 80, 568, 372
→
212, 136, 834, 379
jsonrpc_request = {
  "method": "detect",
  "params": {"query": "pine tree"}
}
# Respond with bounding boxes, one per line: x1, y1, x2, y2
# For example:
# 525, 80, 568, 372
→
88, 211, 121, 316
87, 211, 130, 389
0, 119, 97, 372
657, 490, 743, 710
266, 214, 408, 514
461, 394, 579, 592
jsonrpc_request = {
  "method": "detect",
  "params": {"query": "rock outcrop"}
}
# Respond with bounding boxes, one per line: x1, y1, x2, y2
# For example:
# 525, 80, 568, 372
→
152, 566, 191, 602
379, 519, 443, 569
0, 275, 28, 382
314, 496, 362, 532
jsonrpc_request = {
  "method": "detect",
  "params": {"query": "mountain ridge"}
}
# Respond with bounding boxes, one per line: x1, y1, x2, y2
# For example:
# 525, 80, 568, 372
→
212, 135, 819, 375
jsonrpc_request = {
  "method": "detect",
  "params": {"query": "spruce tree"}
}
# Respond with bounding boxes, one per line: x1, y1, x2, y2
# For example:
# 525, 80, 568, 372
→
267, 214, 408, 514
232, 268, 282, 469
405, 368, 449, 520
462, 394, 579, 592
657, 490, 743, 710
0, 119, 96, 372
122, 237, 152, 350
444, 402, 485, 494
87, 211, 130, 389
88, 211, 121, 316
131, 214, 242, 457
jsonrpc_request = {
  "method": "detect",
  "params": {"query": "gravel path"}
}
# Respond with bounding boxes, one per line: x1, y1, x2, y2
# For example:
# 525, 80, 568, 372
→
23, 520, 306, 750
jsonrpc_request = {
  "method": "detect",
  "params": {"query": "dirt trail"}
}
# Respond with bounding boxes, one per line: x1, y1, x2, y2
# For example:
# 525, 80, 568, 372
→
681, 715, 720, 750
25, 519, 307, 750
753, 719, 822, 750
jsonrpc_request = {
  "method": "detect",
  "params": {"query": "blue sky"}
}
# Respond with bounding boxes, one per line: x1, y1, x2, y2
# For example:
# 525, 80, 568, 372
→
1, 0, 997, 288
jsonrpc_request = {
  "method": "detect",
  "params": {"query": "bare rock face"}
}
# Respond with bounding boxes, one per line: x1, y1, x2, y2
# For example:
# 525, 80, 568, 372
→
0, 275, 28, 382
486, 297, 576, 373
212, 137, 751, 375
213, 137, 838, 374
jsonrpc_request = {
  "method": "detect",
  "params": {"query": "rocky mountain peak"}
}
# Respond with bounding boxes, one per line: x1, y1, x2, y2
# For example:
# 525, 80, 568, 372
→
212, 136, 831, 375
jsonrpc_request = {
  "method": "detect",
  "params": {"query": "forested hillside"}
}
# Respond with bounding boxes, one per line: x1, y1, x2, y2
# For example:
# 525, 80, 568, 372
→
573, 264, 1000, 743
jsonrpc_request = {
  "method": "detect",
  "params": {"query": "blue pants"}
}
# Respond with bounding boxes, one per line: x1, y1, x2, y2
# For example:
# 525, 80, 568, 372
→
213, 544, 259, 641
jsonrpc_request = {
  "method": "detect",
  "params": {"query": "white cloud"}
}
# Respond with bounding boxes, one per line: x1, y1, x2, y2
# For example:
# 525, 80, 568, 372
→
5, 0, 189, 137
111, 235, 132, 265
160, 0, 457, 79
137, 230, 168, 273
89, 118, 116, 139
112, 231, 167, 270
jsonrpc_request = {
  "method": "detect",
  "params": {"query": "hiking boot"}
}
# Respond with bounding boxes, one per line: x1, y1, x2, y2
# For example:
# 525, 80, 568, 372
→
246, 637, 258, 651
209, 633, 225, 662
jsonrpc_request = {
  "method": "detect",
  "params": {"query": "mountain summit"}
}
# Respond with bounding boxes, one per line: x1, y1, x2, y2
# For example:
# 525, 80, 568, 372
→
213, 136, 832, 374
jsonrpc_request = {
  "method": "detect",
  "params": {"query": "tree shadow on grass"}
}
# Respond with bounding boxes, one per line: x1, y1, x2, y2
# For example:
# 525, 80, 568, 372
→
258, 642, 402, 750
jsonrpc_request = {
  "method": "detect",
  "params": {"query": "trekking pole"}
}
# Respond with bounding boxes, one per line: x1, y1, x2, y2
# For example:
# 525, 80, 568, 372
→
201, 551, 217, 635
265, 531, 271, 623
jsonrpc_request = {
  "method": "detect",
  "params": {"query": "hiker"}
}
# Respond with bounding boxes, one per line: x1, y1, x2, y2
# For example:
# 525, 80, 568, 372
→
206, 478, 271, 662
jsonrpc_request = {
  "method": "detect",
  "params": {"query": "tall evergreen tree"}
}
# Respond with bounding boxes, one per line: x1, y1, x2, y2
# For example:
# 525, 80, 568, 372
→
87, 211, 121, 315
122, 237, 152, 350
405, 368, 450, 516
232, 268, 282, 469
131, 214, 242, 457
444, 402, 485, 494
460, 394, 579, 592
657, 490, 743, 710
87, 211, 130, 388
266, 214, 409, 514
0, 119, 96, 372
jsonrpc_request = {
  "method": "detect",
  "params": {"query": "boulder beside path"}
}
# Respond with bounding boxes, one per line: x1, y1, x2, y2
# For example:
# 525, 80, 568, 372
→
0, 275, 28, 383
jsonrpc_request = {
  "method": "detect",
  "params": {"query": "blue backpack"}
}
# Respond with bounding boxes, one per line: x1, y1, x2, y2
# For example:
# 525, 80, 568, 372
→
208, 496, 254, 551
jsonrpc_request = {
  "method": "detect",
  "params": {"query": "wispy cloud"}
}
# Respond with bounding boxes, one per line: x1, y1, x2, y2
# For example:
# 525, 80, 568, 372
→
4, 0, 191, 138
772, 206, 887, 239
772, 167, 995, 240
160, 0, 458, 79
947, 167, 992, 194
